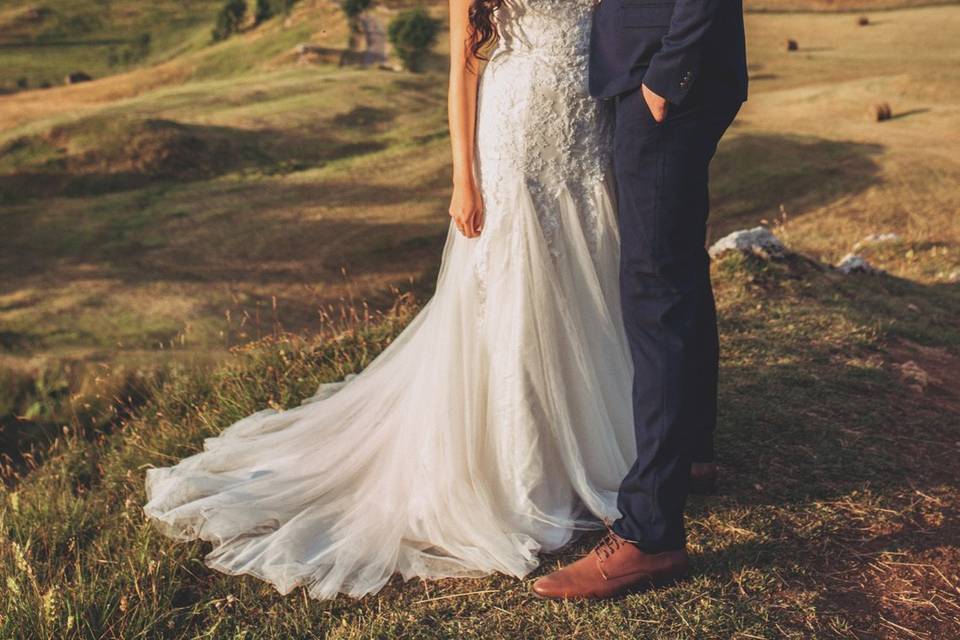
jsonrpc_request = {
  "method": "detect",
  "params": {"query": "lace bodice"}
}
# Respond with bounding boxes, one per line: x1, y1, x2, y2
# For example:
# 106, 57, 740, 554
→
495, 0, 595, 57
474, 0, 613, 274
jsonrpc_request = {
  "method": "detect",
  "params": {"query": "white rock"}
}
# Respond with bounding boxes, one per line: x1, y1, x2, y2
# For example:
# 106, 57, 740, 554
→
709, 227, 785, 259
852, 232, 901, 251
836, 253, 884, 275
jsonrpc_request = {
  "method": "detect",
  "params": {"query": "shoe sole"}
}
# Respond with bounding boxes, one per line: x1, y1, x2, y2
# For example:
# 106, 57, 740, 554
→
530, 571, 688, 601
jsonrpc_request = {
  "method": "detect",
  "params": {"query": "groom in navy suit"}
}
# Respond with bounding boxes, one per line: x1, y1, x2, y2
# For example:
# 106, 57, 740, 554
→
534, 0, 748, 599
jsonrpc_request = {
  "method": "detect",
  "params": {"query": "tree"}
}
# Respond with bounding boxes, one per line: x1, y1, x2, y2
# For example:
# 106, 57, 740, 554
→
388, 8, 439, 72
255, 0, 275, 24
340, 0, 374, 50
212, 0, 248, 42
255, 0, 298, 25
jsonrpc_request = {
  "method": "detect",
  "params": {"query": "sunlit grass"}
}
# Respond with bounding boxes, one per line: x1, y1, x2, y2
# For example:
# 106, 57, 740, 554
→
0, 1, 958, 637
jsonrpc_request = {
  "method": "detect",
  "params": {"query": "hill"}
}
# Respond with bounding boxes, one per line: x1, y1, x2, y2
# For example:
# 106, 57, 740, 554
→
0, 1, 225, 89
0, 1, 958, 637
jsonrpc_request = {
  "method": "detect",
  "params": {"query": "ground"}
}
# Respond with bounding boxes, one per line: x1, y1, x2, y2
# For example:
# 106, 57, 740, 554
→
0, 0, 958, 638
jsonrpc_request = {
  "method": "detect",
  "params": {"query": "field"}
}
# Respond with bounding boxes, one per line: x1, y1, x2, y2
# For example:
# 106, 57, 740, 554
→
1, 0, 959, 638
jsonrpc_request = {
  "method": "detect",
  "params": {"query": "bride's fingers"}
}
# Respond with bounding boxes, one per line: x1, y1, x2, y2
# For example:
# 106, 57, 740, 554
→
467, 212, 477, 237
470, 210, 482, 236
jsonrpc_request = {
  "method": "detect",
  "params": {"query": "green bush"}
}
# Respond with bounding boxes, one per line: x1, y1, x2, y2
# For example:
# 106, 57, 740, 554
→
256, 0, 298, 24
340, 0, 374, 50
212, 0, 248, 42
255, 0, 275, 23
388, 8, 440, 72
340, 0, 373, 19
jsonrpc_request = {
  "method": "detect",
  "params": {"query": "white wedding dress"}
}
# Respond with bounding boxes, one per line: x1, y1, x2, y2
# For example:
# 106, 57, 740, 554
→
144, 0, 638, 599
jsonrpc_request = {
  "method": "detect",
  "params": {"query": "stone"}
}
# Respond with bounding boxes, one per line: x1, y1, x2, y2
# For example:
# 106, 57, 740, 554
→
709, 227, 786, 260
852, 232, 901, 251
836, 253, 884, 275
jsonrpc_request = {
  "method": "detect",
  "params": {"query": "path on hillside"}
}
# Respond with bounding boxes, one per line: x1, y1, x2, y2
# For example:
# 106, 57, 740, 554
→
358, 15, 387, 67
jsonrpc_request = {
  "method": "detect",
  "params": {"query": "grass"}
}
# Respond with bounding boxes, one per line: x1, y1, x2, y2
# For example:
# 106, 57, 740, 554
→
1, 250, 958, 639
0, 0, 958, 637
0, 0, 225, 88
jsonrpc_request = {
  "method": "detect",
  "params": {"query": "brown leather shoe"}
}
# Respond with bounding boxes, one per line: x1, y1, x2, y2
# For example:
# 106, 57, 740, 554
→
690, 462, 719, 495
532, 531, 689, 600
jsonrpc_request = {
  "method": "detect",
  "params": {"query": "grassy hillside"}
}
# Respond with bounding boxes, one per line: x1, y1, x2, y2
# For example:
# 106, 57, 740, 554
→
0, 0, 958, 637
0, 1, 225, 89
0, 0, 450, 457
2, 241, 958, 639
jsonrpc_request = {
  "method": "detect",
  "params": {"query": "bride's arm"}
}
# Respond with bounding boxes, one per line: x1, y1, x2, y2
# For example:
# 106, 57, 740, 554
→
447, 0, 484, 238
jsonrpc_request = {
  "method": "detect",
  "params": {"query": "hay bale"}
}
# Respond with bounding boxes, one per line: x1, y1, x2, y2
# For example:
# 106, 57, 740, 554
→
786, 39, 799, 52
857, 15, 870, 26
870, 102, 892, 121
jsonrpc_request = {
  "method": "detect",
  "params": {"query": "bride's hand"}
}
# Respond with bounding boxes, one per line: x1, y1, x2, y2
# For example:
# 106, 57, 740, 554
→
449, 179, 484, 238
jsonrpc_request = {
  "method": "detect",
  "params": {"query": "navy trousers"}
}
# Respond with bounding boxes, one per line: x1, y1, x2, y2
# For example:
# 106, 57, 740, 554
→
610, 84, 740, 552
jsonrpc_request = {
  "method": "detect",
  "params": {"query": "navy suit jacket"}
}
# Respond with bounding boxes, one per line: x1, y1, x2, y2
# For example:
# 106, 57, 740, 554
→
589, 0, 749, 104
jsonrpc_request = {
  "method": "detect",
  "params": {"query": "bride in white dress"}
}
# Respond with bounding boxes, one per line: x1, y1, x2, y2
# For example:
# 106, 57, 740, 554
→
144, 0, 637, 599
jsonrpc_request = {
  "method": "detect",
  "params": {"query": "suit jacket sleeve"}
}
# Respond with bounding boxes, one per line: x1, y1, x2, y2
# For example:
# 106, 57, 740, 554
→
642, 0, 723, 105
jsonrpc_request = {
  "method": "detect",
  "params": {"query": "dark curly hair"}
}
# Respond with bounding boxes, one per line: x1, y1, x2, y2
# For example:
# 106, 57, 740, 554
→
468, 0, 504, 59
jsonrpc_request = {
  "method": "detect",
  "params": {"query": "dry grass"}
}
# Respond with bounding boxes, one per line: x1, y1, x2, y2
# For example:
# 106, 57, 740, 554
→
0, 1, 958, 638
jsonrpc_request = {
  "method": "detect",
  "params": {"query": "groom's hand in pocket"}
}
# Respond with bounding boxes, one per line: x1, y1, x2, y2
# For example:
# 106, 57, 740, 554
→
641, 84, 669, 123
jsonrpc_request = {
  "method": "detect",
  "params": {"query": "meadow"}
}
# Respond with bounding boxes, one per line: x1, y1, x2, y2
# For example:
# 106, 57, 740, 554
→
1, 0, 958, 638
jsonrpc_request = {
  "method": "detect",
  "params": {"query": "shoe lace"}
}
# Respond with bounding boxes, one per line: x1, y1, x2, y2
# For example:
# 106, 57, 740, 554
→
595, 530, 624, 561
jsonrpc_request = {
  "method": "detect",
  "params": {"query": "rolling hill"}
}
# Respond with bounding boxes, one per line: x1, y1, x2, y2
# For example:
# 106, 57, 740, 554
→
0, 0, 958, 637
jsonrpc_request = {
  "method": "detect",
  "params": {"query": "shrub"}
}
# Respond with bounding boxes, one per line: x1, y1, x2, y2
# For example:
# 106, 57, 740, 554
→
257, 0, 298, 24
212, 0, 248, 42
340, 0, 373, 19
256, 0, 275, 23
786, 39, 798, 51
388, 8, 440, 72
341, 0, 374, 49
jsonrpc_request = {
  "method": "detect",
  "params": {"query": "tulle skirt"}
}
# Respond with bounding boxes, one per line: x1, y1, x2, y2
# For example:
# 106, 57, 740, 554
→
144, 177, 638, 599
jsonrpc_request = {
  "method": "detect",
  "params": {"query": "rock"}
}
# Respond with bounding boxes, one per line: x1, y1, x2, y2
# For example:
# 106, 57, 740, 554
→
786, 39, 799, 52
852, 232, 901, 251
870, 102, 892, 122
836, 253, 884, 275
65, 71, 93, 85
709, 227, 786, 260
